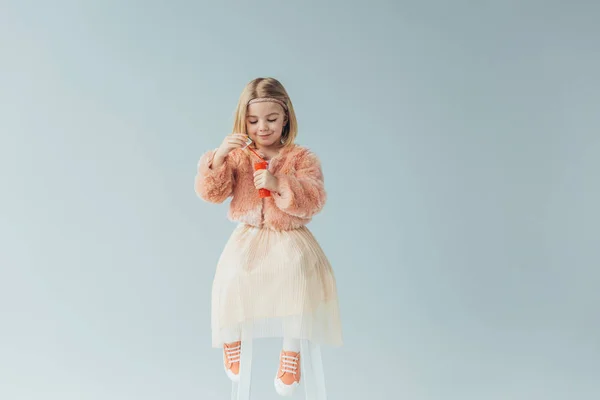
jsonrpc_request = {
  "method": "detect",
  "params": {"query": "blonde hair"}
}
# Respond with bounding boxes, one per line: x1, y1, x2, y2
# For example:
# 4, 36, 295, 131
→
232, 77, 298, 147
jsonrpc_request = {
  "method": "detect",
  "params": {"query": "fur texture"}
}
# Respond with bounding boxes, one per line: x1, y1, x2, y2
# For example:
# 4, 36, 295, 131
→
195, 144, 327, 231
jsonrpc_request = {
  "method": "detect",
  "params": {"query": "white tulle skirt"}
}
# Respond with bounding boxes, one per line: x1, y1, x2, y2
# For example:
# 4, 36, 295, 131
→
211, 223, 343, 348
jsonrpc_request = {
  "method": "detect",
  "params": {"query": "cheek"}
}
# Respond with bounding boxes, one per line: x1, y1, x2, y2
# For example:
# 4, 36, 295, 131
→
246, 123, 257, 134
273, 121, 285, 134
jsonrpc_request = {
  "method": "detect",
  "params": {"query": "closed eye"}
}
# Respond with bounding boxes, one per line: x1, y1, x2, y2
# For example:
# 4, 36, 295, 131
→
248, 119, 277, 124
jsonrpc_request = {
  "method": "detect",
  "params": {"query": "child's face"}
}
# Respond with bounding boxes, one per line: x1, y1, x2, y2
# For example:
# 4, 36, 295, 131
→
246, 102, 287, 148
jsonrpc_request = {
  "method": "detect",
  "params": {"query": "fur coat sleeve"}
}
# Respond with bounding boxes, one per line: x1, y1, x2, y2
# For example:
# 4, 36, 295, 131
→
194, 149, 237, 204
272, 148, 327, 219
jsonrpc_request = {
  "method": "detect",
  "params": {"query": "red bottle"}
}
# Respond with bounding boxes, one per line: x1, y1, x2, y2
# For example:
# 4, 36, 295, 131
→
253, 161, 271, 198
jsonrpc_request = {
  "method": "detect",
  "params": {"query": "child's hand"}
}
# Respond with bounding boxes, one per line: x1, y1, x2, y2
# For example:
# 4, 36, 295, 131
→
253, 169, 280, 193
216, 133, 248, 160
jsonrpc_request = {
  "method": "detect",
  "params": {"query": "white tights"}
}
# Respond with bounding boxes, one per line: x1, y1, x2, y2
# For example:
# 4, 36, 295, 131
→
282, 337, 300, 352
223, 337, 301, 352
221, 328, 301, 352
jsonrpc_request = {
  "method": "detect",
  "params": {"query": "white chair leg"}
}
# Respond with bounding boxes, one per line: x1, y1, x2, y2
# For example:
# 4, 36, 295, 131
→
231, 338, 253, 400
300, 339, 328, 400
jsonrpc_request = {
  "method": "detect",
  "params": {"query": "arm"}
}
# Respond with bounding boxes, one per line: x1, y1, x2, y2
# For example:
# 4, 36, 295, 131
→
272, 149, 327, 218
194, 149, 236, 203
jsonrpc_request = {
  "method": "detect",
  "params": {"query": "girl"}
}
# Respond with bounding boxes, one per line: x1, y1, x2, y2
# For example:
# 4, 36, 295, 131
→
194, 77, 342, 396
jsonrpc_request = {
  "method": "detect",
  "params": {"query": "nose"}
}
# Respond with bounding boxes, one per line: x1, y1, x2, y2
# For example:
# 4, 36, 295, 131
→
259, 121, 269, 132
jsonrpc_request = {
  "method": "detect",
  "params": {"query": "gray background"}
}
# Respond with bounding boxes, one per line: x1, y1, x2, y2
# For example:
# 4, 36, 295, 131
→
1, 1, 599, 399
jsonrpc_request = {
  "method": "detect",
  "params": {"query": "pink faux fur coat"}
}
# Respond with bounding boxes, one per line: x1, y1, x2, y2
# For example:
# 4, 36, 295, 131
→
195, 144, 326, 231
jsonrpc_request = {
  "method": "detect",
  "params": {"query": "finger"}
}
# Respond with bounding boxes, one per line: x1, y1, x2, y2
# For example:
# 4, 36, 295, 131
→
231, 133, 248, 140
228, 136, 245, 143
228, 138, 246, 147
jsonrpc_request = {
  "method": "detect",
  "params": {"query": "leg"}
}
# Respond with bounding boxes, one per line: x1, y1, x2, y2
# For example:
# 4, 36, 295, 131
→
274, 337, 301, 396
283, 337, 301, 352
222, 326, 241, 382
